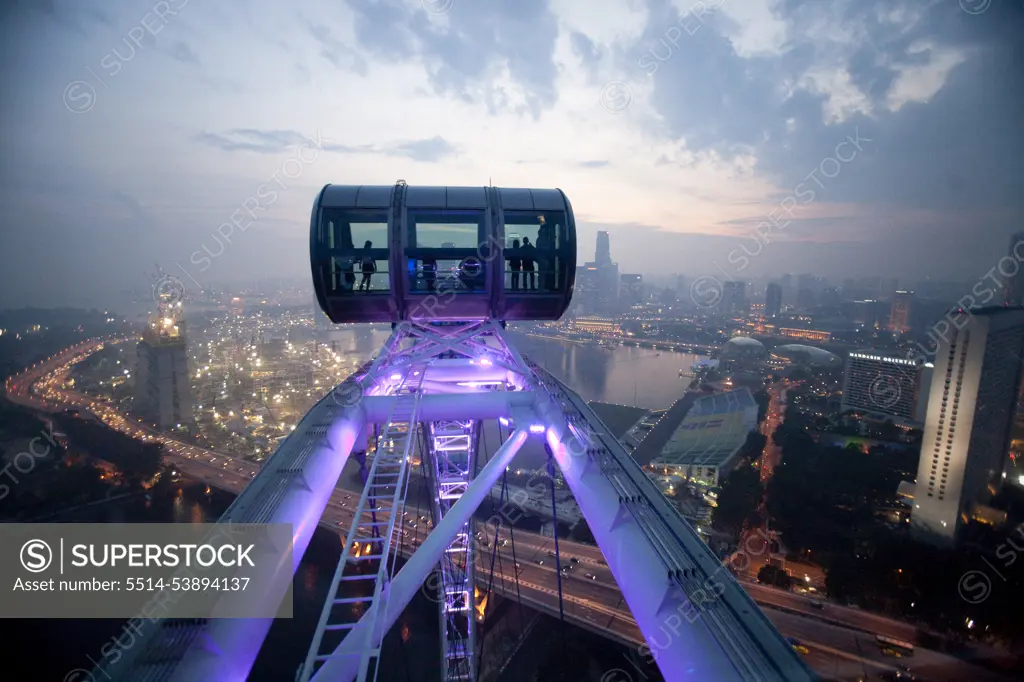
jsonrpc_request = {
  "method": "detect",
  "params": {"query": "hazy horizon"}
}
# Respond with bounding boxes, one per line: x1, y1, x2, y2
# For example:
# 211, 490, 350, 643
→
1, 0, 1022, 308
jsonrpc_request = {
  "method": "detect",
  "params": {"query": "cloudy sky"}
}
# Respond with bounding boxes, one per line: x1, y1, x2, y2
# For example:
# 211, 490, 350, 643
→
0, 0, 1021, 307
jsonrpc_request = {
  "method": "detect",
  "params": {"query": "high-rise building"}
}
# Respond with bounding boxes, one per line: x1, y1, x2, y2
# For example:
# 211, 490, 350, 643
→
575, 263, 601, 315
722, 281, 747, 314
599, 261, 620, 313
596, 231, 611, 265
841, 351, 932, 424
134, 297, 193, 430
851, 299, 880, 329
889, 290, 914, 333
765, 283, 782, 318
1003, 232, 1024, 305
911, 307, 1024, 545
620, 274, 643, 309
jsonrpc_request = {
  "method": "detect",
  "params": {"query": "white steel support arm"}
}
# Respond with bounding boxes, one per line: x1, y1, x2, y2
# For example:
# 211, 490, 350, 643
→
531, 369, 815, 682
311, 425, 530, 682
166, 401, 367, 682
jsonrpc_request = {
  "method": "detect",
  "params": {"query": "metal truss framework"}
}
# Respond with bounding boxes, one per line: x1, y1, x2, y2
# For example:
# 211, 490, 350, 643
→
94, 320, 815, 682
427, 418, 477, 681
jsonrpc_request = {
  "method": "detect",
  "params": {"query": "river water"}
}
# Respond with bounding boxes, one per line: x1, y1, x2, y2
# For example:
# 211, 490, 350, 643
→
5, 327, 698, 680
348, 327, 702, 410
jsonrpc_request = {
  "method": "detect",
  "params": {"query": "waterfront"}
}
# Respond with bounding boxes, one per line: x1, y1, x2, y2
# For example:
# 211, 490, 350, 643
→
508, 330, 704, 409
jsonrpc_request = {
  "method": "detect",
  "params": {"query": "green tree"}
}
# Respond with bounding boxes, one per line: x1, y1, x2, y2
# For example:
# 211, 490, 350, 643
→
753, 389, 771, 424
757, 564, 793, 590
571, 519, 595, 544
712, 462, 763, 537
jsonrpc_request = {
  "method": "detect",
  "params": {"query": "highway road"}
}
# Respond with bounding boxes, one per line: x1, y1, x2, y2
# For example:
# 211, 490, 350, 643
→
5, 340, 1016, 681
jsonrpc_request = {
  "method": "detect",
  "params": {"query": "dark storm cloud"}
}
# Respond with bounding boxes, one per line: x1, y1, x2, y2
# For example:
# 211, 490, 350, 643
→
635, 0, 1024, 214
0, 0, 114, 29
343, 0, 559, 116
196, 129, 457, 162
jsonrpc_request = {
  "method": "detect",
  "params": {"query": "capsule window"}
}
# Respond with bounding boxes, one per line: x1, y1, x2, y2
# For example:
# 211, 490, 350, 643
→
318, 209, 390, 293
503, 211, 567, 293
406, 209, 487, 294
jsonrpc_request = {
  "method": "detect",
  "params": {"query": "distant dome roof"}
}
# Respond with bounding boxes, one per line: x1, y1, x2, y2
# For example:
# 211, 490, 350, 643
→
722, 336, 765, 357
726, 336, 764, 348
772, 344, 840, 366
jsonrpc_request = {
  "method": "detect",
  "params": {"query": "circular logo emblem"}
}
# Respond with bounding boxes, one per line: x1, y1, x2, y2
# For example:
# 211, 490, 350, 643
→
689, 276, 723, 309
20, 539, 53, 573
153, 275, 185, 306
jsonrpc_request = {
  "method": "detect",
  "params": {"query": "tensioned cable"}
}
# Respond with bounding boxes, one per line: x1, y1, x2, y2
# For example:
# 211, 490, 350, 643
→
545, 444, 567, 627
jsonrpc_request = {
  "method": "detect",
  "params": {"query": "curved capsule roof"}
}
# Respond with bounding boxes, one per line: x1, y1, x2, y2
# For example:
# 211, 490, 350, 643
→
311, 184, 577, 323
772, 344, 841, 366
723, 336, 766, 356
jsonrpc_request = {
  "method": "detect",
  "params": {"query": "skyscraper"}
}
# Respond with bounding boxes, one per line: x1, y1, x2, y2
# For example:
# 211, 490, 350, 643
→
134, 297, 193, 430
620, 274, 643, 309
911, 307, 1024, 545
765, 283, 782, 318
1003, 232, 1024, 305
841, 351, 932, 424
596, 231, 611, 265
575, 264, 601, 315
722, 281, 747, 314
889, 290, 914, 333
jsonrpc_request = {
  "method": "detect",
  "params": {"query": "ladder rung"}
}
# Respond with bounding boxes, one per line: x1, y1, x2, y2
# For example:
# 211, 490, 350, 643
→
338, 574, 377, 582
333, 596, 373, 605
353, 553, 384, 561
314, 648, 381, 661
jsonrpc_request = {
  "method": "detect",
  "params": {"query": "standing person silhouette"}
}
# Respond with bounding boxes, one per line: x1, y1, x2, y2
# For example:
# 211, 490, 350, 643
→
509, 239, 522, 290
521, 236, 536, 291
358, 240, 376, 291
422, 256, 437, 291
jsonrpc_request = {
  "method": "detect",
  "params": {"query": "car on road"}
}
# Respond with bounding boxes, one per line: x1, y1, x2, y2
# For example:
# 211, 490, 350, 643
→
787, 638, 809, 655
809, 599, 825, 609
584, 573, 596, 580
570, 557, 580, 564
536, 559, 545, 565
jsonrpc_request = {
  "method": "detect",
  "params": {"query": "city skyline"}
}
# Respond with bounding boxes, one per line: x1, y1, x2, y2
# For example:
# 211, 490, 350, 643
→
1, 0, 1023, 308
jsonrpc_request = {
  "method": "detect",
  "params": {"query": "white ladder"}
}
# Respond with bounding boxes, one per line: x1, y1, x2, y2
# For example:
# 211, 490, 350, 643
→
300, 365, 426, 682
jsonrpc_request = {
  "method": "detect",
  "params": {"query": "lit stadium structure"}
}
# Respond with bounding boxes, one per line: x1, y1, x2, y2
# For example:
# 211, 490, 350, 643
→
771, 344, 841, 368
95, 184, 815, 682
